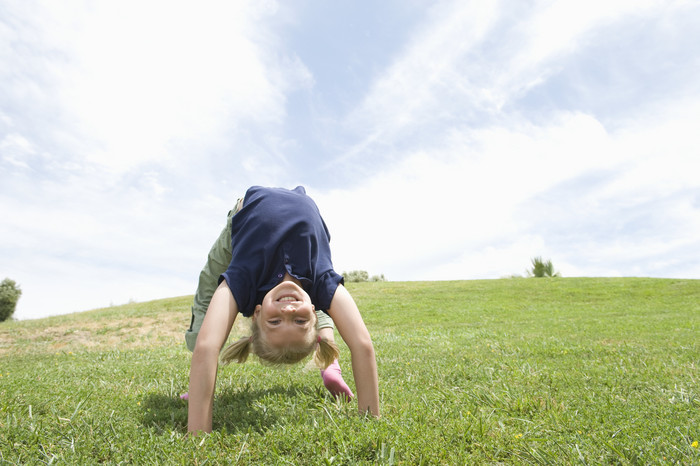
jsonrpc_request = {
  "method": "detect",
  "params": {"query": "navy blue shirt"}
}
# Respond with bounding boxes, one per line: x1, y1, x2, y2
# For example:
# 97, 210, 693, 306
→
219, 186, 344, 317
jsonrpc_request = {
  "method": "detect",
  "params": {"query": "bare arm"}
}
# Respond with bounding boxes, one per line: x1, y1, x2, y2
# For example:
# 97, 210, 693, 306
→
327, 284, 379, 416
188, 281, 239, 434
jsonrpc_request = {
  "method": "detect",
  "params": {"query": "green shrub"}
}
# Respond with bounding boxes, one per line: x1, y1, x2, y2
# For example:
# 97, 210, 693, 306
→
343, 270, 387, 282
0, 278, 22, 322
528, 257, 560, 278
344, 270, 369, 282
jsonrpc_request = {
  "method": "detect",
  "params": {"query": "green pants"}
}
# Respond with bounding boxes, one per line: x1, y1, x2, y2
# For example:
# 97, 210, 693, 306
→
185, 201, 334, 351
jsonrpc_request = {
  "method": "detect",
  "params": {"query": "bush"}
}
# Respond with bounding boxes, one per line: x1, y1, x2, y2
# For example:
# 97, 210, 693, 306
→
0, 278, 22, 322
344, 270, 369, 282
343, 270, 387, 283
527, 257, 561, 278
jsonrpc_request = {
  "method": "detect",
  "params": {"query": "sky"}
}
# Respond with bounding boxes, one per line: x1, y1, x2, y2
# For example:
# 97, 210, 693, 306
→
2, 0, 699, 320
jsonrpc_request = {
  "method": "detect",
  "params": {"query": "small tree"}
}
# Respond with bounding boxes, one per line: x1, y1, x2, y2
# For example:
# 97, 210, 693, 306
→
343, 270, 387, 283
343, 270, 370, 282
0, 278, 22, 322
528, 257, 560, 278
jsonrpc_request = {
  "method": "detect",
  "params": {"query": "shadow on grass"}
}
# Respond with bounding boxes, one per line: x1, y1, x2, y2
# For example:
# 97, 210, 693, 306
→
140, 384, 317, 434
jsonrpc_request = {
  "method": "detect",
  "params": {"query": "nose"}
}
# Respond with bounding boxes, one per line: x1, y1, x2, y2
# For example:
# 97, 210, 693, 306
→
281, 303, 296, 313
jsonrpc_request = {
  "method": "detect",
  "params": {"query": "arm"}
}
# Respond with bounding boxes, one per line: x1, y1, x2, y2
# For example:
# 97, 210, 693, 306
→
188, 281, 239, 434
327, 284, 379, 416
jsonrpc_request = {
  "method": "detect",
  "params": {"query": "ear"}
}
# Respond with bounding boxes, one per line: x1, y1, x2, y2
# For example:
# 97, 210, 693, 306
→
254, 305, 262, 318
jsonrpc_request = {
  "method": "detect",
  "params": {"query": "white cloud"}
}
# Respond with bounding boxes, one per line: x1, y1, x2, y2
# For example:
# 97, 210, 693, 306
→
318, 112, 605, 276
0, 0, 305, 319
1, 0, 309, 175
0, 133, 34, 168
332, 0, 676, 174
333, 1, 501, 162
515, 0, 664, 64
310, 0, 700, 282
318, 92, 700, 281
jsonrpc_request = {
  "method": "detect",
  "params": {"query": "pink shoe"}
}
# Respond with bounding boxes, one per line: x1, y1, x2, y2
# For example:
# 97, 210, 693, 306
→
320, 360, 354, 400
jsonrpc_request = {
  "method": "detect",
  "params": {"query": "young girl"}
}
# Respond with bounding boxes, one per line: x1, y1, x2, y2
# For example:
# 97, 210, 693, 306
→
185, 195, 354, 400
187, 186, 379, 434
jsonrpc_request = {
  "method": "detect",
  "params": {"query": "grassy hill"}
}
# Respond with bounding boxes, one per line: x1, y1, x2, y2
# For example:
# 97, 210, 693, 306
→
1, 278, 699, 464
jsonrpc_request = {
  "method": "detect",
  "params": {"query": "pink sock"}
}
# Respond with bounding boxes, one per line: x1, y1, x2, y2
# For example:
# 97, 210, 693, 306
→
320, 359, 354, 400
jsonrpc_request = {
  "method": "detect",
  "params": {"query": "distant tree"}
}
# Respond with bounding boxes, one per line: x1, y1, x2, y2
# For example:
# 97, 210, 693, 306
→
343, 270, 369, 282
0, 278, 22, 322
343, 270, 387, 283
527, 257, 561, 278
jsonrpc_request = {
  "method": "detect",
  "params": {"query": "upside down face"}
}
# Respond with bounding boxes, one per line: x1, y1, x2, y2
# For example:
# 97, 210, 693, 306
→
255, 279, 316, 348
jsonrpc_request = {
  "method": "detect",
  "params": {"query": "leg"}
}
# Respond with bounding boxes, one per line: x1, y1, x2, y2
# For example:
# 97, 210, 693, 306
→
317, 310, 354, 400
185, 200, 242, 352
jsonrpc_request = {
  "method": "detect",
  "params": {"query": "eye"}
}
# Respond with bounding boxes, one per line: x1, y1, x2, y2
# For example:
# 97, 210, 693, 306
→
294, 319, 308, 325
268, 319, 281, 325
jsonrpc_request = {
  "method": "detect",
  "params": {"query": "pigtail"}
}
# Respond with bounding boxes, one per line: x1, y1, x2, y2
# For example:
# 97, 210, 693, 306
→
220, 337, 253, 365
314, 337, 340, 369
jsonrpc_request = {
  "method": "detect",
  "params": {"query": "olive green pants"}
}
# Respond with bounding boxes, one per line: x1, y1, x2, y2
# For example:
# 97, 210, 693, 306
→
185, 200, 334, 351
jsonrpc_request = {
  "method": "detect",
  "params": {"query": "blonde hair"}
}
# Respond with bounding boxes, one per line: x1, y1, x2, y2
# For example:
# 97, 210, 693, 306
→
220, 312, 339, 369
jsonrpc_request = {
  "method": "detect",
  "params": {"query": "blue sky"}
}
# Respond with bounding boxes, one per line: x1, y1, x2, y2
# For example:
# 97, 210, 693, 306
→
2, 0, 699, 320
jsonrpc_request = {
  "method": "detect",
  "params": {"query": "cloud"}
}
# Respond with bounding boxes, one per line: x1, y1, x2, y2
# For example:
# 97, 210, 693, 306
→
0, 133, 34, 169
307, 0, 700, 282
317, 95, 700, 281
317, 111, 616, 278
0, 0, 310, 319
327, 0, 680, 176
1, 0, 311, 176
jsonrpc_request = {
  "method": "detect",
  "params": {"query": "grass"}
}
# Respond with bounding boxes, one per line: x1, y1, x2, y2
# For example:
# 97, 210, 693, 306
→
1, 278, 699, 464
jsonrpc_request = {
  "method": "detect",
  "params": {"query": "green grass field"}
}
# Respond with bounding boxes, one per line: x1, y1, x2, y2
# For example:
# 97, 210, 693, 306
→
1, 278, 698, 464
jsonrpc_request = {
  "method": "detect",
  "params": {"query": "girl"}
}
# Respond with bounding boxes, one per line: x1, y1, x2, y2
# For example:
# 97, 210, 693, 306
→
187, 186, 379, 434
185, 195, 353, 400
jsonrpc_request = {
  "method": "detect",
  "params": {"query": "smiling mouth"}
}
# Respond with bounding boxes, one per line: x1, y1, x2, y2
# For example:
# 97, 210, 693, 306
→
277, 294, 300, 303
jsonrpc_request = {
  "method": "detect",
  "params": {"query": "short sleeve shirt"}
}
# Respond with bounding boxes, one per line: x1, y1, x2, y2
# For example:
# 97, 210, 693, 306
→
219, 186, 344, 317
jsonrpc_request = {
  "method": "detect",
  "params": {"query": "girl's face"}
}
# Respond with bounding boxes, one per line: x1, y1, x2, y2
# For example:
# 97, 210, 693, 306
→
255, 280, 315, 349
